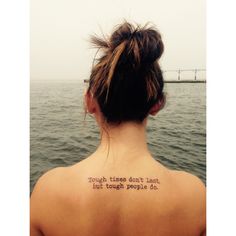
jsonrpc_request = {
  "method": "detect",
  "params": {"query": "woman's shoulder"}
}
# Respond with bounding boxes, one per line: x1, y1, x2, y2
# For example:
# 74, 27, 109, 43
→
31, 162, 92, 201
153, 161, 206, 196
168, 170, 206, 201
31, 163, 96, 235
31, 167, 69, 204
30, 167, 70, 233
169, 170, 206, 193
169, 170, 206, 220
32, 164, 85, 193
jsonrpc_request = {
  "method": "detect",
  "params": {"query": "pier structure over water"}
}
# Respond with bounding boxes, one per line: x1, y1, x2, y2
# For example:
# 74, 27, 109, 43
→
84, 69, 206, 83
163, 69, 206, 83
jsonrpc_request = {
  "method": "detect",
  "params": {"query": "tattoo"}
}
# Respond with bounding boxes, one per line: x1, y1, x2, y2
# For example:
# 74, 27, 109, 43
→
88, 176, 160, 190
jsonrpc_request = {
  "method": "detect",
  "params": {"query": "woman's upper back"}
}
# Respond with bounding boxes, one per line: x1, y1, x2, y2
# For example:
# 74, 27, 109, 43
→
30, 154, 206, 236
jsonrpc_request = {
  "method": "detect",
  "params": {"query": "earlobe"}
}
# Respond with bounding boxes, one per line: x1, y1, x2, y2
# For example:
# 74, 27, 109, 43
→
85, 91, 96, 114
149, 103, 159, 116
149, 100, 163, 116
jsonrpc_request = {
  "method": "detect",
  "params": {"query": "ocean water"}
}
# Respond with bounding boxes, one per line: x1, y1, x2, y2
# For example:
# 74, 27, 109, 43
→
30, 80, 206, 194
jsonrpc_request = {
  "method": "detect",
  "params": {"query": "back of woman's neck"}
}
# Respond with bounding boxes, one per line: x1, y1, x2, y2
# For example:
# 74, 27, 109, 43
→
95, 121, 151, 162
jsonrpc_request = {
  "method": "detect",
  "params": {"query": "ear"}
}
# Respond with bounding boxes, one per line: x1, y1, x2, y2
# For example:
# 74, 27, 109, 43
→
149, 99, 164, 116
85, 90, 96, 114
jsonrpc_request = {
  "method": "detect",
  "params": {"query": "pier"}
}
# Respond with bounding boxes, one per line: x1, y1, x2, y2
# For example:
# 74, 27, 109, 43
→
163, 69, 206, 83
84, 69, 206, 83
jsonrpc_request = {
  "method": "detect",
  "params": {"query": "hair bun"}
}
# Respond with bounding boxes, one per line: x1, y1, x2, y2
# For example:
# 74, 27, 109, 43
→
109, 22, 164, 66
137, 28, 164, 63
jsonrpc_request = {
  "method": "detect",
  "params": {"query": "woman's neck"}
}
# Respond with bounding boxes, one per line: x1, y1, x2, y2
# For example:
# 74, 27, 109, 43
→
94, 121, 152, 164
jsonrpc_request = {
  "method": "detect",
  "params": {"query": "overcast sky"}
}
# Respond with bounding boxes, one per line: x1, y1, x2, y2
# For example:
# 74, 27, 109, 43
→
31, 0, 205, 80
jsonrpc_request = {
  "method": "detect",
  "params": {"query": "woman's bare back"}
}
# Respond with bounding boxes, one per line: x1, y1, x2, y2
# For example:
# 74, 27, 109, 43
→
30, 153, 206, 236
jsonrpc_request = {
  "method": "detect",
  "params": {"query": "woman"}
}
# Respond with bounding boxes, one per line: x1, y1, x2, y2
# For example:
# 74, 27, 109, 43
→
30, 22, 206, 236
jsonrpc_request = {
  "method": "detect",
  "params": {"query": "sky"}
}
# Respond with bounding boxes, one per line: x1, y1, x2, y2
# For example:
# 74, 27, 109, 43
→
30, 0, 205, 80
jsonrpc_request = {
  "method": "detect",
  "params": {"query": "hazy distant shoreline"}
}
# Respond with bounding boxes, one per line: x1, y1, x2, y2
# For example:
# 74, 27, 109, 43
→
164, 80, 206, 83
31, 79, 206, 83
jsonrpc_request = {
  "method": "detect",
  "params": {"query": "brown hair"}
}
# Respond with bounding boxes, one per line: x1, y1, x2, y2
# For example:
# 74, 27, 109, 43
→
87, 21, 165, 124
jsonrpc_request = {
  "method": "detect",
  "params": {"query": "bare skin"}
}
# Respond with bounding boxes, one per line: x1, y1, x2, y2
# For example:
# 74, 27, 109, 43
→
30, 93, 206, 236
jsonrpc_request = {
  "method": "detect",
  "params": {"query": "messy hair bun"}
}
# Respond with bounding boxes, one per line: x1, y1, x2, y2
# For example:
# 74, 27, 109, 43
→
110, 22, 164, 65
88, 21, 165, 124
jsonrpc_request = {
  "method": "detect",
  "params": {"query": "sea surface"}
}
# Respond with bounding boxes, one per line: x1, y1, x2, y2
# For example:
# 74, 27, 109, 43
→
30, 80, 206, 194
